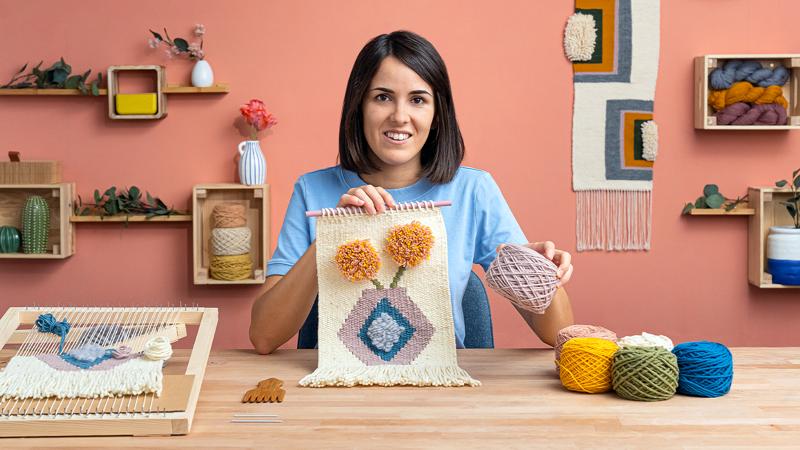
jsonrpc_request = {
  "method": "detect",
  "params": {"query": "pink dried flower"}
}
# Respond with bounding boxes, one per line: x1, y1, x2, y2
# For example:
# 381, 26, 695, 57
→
148, 38, 159, 49
240, 99, 278, 139
194, 24, 206, 36
164, 49, 174, 59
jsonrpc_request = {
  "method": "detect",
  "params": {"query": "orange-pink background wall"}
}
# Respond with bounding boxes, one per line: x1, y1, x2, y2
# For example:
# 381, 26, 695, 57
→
1, 0, 798, 349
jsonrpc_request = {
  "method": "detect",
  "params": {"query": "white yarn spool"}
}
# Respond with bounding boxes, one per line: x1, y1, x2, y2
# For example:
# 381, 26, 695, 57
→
211, 227, 251, 256
144, 336, 173, 361
617, 332, 674, 351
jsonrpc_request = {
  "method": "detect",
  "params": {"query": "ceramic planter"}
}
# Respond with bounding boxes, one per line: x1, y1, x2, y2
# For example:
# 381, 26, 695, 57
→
0, 226, 21, 253
766, 226, 800, 285
22, 195, 49, 254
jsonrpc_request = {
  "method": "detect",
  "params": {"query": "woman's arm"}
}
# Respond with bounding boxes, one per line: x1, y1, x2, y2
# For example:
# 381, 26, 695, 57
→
513, 287, 574, 347
249, 241, 319, 354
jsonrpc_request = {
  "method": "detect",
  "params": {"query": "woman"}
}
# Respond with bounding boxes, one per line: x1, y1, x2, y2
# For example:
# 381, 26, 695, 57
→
250, 31, 574, 354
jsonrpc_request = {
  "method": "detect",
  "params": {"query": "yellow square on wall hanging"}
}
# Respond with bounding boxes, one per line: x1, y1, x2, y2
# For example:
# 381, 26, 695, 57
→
115, 93, 158, 115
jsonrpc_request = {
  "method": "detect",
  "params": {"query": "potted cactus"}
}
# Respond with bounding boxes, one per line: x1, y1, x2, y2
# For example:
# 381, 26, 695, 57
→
767, 168, 800, 285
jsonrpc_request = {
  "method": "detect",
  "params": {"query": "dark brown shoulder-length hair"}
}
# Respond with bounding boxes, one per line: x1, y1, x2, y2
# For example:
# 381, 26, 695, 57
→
338, 30, 465, 184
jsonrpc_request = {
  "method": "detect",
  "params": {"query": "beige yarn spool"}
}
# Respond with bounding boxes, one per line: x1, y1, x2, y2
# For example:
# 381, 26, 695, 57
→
213, 203, 247, 228
486, 244, 559, 313
554, 324, 618, 371
211, 227, 251, 256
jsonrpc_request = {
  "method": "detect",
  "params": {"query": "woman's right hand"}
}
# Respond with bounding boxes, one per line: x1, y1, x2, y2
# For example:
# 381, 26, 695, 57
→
337, 185, 396, 214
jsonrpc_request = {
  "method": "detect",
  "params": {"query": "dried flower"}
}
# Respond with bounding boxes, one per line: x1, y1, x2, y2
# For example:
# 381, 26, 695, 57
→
240, 99, 278, 139
385, 221, 434, 268
148, 25, 206, 61
148, 38, 159, 49
194, 23, 206, 36
335, 240, 381, 283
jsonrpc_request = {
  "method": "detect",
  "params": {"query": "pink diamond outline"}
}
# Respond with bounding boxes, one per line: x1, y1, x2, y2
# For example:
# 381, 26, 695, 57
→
338, 287, 435, 366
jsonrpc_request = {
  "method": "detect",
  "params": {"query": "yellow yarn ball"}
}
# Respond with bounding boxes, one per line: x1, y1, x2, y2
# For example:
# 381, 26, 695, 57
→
558, 337, 619, 393
209, 253, 253, 281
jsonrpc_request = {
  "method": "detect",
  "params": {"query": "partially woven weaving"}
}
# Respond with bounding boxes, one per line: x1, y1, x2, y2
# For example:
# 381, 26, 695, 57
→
570, 0, 660, 251
299, 207, 479, 387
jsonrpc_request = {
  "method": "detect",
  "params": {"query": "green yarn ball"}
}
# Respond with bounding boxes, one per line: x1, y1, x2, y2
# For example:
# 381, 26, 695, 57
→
612, 346, 679, 401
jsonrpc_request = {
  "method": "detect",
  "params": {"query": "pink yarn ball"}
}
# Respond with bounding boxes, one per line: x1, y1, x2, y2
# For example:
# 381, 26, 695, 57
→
554, 324, 617, 365
486, 244, 559, 314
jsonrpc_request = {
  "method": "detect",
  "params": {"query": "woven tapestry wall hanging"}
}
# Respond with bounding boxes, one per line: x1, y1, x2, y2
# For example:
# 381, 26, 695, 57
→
566, 0, 661, 251
299, 203, 479, 387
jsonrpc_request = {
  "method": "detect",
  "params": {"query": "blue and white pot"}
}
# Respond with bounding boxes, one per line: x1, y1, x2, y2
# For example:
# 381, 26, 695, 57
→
767, 226, 800, 285
238, 140, 266, 185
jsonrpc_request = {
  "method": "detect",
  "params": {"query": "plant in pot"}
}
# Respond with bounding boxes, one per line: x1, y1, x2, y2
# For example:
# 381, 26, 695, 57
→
766, 168, 800, 285
148, 24, 212, 87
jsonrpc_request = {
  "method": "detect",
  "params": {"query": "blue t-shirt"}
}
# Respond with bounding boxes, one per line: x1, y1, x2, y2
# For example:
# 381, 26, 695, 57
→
268, 165, 527, 348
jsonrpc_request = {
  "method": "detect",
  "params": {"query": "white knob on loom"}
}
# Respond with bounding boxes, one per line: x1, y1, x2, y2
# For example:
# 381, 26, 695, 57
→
144, 336, 173, 361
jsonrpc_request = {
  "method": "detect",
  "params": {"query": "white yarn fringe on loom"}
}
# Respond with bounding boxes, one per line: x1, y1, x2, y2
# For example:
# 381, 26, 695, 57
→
641, 120, 659, 161
0, 356, 164, 399
299, 365, 480, 388
564, 13, 597, 61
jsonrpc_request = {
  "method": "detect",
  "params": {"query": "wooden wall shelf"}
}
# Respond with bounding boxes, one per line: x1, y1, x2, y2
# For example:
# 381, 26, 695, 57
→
164, 84, 229, 94
0, 84, 228, 97
694, 54, 800, 130
0, 183, 74, 259
70, 214, 192, 223
192, 184, 270, 285
748, 186, 800, 288
687, 207, 755, 216
0, 88, 108, 96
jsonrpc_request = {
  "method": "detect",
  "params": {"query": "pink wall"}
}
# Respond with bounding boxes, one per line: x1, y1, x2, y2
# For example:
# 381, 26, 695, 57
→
1, 0, 799, 349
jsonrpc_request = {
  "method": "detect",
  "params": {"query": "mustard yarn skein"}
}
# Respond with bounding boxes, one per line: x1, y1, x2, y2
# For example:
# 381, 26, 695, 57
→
209, 254, 253, 281
612, 346, 679, 402
558, 337, 619, 393
708, 81, 788, 111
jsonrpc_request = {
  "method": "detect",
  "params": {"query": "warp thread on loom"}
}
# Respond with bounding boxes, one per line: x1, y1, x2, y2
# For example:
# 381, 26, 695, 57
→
612, 346, 678, 401
35, 313, 71, 354
211, 227, 252, 256
558, 337, 619, 393
709, 59, 789, 89
212, 203, 247, 228
708, 81, 788, 111
672, 341, 733, 398
210, 254, 253, 280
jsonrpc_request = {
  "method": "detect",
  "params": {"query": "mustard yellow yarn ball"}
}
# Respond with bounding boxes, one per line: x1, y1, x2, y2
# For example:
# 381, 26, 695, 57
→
558, 337, 619, 394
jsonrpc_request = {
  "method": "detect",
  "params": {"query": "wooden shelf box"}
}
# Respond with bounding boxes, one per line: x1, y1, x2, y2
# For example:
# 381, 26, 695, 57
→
0, 183, 74, 259
107, 65, 166, 120
748, 186, 800, 288
192, 184, 269, 284
694, 54, 800, 130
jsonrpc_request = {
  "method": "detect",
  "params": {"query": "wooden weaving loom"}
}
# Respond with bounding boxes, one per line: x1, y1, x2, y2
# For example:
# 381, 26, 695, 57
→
0, 306, 217, 437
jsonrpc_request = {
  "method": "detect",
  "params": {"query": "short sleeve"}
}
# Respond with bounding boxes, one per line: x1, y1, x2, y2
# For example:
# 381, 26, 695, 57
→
472, 172, 527, 272
267, 177, 312, 276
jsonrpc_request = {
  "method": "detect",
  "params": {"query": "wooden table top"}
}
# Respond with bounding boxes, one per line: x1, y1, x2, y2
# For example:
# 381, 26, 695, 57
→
4, 348, 800, 448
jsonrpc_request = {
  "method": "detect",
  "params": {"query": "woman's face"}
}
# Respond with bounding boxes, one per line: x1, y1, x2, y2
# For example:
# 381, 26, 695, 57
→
361, 56, 435, 172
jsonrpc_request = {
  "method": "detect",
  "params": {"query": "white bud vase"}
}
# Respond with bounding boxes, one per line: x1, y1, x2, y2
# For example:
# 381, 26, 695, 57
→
191, 60, 214, 88
238, 140, 266, 185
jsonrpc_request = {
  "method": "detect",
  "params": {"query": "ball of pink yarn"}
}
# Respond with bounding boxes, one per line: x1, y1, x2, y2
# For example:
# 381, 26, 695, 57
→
716, 102, 787, 125
486, 244, 559, 313
554, 324, 617, 363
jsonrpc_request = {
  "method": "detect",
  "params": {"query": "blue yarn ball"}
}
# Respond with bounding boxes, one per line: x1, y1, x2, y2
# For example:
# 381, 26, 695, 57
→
672, 341, 733, 398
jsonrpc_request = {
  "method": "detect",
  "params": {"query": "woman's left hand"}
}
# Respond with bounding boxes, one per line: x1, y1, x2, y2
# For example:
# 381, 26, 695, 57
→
527, 241, 572, 287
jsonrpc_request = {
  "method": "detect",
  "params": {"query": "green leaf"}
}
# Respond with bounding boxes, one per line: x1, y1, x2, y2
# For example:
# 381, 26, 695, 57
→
16, 63, 28, 75
78, 83, 88, 95
64, 75, 82, 89
682, 203, 694, 215
129, 186, 140, 200
788, 204, 797, 218
695, 196, 706, 208
705, 193, 725, 209
81, 69, 91, 81
776, 180, 788, 188
146, 192, 154, 205
794, 175, 800, 189
173, 38, 189, 52
105, 186, 116, 197
81, 207, 91, 216
94, 189, 101, 203
793, 168, 799, 179
703, 184, 719, 197
90, 80, 99, 96
149, 29, 163, 41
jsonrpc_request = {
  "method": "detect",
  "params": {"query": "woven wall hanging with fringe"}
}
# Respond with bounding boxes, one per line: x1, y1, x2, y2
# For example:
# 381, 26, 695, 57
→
567, 0, 661, 251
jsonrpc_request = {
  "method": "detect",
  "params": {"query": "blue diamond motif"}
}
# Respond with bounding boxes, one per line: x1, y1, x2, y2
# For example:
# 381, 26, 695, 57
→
358, 298, 416, 361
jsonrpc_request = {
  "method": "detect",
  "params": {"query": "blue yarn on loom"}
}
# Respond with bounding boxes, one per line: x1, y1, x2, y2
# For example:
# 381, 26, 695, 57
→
672, 341, 733, 398
709, 60, 789, 89
35, 313, 71, 354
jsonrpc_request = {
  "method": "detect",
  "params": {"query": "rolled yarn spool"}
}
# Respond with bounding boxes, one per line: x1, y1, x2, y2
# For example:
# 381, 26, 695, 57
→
554, 325, 617, 370
212, 203, 247, 228
612, 346, 679, 402
211, 227, 252, 256
558, 337, 619, 394
672, 341, 733, 398
210, 254, 253, 281
617, 332, 674, 351
486, 244, 559, 313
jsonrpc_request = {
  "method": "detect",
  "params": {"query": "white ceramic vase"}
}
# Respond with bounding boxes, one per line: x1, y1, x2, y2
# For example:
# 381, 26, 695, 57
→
766, 226, 800, 285
191, 60, 214, 88
238, 140, 266, 185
